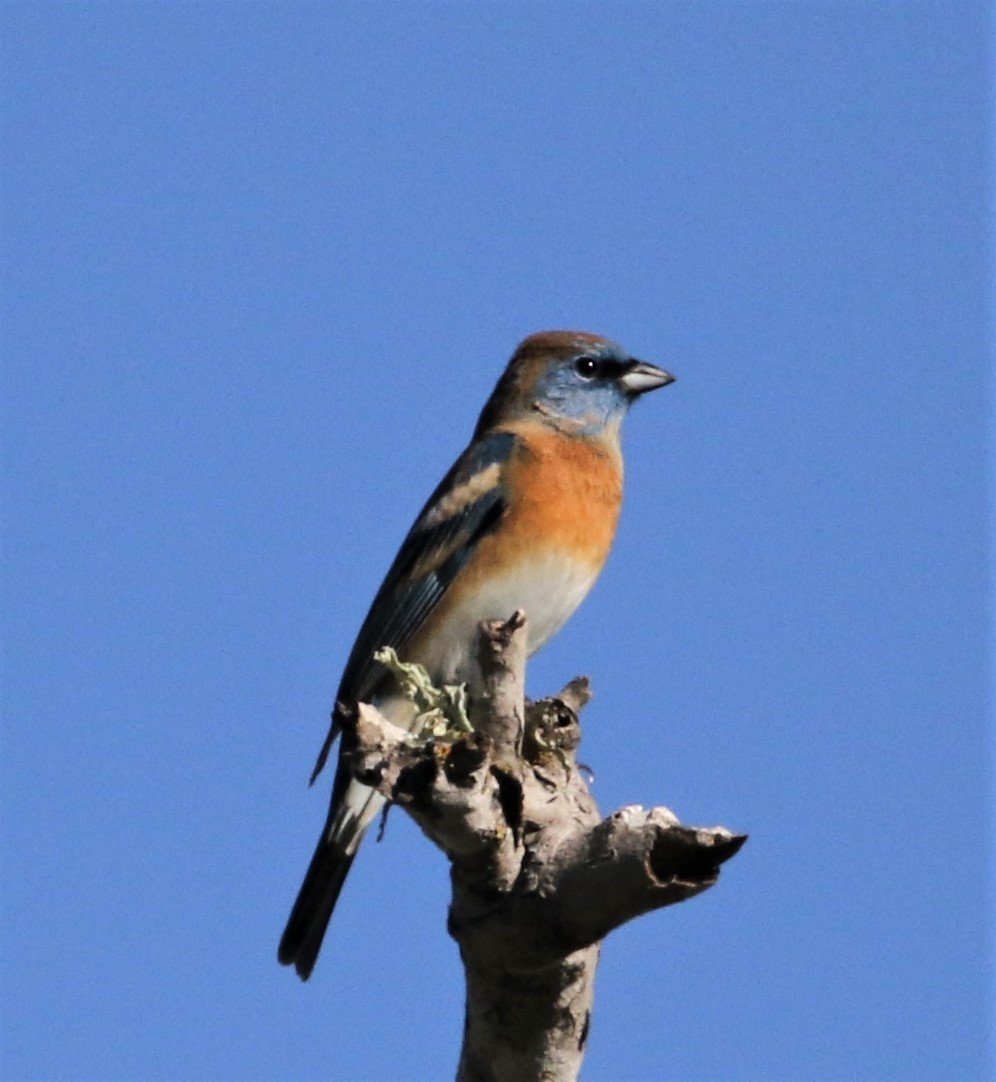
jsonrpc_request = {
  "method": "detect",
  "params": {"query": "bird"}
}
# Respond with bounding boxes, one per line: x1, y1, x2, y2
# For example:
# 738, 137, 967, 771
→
278, 330, 674, 979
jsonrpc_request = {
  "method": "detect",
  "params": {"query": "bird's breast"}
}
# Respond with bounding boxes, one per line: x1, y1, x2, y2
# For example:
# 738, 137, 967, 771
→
500, 426, 623, 570
412, 427, 623, 684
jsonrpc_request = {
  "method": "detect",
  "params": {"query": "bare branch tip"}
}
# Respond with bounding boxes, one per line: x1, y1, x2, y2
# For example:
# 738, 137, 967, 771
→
481, 609, 528, 647
714, 832, 749, 862
556, 675, 593, 714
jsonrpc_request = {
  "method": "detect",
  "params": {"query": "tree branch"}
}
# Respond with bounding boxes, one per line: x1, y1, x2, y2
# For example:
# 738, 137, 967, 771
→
345, 613, 746, 1082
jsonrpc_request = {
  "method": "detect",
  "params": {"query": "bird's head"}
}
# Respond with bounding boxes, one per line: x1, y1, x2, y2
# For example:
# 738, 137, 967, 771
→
475, 331, 674, 438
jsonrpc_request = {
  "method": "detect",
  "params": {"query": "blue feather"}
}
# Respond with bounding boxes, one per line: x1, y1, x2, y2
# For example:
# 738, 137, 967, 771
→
308, 430, 516, 783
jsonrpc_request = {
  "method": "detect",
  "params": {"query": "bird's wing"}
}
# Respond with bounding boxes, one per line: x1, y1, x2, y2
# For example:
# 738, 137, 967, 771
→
309, 429, 516, 783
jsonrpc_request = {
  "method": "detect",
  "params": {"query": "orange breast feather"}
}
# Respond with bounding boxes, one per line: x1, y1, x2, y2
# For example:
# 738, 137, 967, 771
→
497, 426, 623, 572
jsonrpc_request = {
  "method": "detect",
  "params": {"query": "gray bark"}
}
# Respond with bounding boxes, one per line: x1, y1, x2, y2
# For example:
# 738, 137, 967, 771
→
346, 613, 745, 1082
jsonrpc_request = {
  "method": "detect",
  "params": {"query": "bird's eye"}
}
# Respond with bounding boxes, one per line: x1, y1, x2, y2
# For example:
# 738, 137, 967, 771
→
574, 356, 601, 379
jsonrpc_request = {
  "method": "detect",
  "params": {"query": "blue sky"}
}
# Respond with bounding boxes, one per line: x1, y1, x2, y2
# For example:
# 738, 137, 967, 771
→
2, 3, 990, 1080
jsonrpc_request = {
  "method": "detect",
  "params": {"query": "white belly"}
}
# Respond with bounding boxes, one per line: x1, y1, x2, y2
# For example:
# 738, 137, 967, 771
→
421, 551, 598, 685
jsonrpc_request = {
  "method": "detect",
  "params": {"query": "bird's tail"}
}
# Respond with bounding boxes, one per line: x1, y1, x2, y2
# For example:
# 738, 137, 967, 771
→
278, 782, 386, 980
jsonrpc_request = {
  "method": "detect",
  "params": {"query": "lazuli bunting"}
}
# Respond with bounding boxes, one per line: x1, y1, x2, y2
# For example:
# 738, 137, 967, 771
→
279, 330, 673, 979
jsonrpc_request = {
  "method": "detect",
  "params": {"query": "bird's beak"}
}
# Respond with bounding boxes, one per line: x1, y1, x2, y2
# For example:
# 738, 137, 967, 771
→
618, 360, 675, 396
